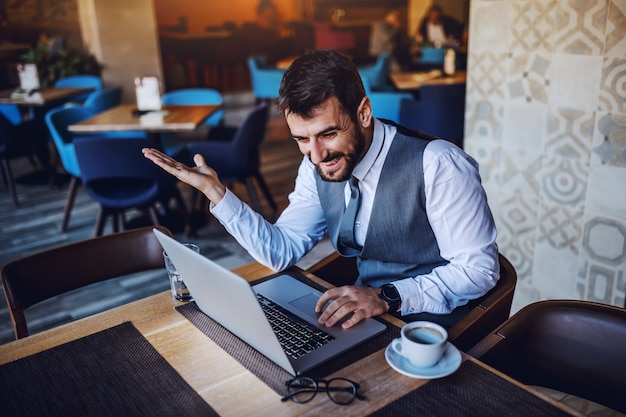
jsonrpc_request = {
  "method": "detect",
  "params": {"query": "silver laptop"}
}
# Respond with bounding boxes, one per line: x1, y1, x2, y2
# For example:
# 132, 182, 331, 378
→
153, 229, 386, 375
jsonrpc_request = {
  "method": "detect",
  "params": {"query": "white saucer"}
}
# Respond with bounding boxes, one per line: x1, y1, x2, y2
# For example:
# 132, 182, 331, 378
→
385, 339, 462, 379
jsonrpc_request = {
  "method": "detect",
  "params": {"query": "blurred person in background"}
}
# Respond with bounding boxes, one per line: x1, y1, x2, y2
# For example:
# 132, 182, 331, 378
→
415, 5, 464, 48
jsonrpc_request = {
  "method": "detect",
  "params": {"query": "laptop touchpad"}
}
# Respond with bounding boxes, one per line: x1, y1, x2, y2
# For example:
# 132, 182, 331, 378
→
288, 293, 320, 316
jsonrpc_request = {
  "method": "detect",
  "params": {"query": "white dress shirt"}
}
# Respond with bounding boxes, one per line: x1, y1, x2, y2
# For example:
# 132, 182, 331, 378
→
211, 119, 499, 316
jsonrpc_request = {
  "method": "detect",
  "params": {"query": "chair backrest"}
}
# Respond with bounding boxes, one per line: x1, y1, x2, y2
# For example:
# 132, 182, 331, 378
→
420, 47, 445, 64
306, 252, 516, 353
45, 105, 96, 177
468, 300, 626, 414
54, 75, 102, 103
399, 82, 466, 148
83, 86, 122, 113
54, 75, 103, 91
1, 226, 173, 339
358, 52, 390, 92
0, 112, 17, 154
74, 136, 178, 207
447, 253, 517, 352
187, 102, 269, 179
246, 56, 285, 100
161, 88, 224, 127
0, 104, 22, 125
363, 76, 413, 123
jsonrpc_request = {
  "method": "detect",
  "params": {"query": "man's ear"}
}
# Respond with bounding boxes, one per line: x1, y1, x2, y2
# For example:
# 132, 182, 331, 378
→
357, 96, 373, 128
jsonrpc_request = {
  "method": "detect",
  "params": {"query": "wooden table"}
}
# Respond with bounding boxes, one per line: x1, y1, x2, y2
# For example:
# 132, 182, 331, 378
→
390, 70, 467, 91
0, 87, 94, 107
68, 103, 220, 134
0, 262, 577, 416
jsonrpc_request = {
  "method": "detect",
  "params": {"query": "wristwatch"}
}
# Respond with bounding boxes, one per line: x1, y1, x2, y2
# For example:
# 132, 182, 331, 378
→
379, 284, 401, 310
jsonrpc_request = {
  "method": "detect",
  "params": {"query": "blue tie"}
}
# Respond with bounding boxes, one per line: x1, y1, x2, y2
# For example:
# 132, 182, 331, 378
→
338, 176, 362, 255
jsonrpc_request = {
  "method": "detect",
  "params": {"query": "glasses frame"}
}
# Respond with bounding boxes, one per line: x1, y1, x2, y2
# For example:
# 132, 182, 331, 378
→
281, 376, 365, 405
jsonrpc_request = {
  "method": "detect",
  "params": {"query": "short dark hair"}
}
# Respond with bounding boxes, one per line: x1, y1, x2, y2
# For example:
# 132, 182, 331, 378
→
277, 49, 365, 122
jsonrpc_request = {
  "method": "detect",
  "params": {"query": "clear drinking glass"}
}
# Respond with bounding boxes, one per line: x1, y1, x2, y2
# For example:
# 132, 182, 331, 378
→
163, 243, 199, 302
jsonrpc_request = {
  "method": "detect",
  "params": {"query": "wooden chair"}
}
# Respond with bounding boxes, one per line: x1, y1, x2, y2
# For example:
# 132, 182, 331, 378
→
1, 226, 173, 340
306, 252, 517, 352
468, 300, 626, 414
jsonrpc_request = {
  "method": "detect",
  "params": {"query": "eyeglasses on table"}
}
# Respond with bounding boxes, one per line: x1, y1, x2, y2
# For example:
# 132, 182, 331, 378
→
281, 377, 365, 405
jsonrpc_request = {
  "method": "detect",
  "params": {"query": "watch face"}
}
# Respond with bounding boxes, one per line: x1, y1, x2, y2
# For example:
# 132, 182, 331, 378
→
381, 284, 401, 306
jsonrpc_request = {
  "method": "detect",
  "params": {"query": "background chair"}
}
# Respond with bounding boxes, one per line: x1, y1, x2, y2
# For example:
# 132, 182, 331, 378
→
246, 56, 286, 102
0, 111, 50, 207
74, 136, 189, 237
358, 52, 391, 92
83, 86, 122, 113
186, 102, 277, 219
362, 76, 413, 123
468, 300, 626, 414
54, 74, 102, 103
45, 104, 145, 232
413, 47, 445, 71
45, 105, 95, 232
161, 87, 224, 128
160, 88, 225, 154
1, 225, 173, 339
399, 82, 467, 148
0, 104, 22, 125
306, 252, 516, 352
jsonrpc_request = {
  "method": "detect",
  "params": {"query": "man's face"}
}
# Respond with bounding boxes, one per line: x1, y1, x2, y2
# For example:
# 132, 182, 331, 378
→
285, 97, 369, 182
428, 10, 441, 24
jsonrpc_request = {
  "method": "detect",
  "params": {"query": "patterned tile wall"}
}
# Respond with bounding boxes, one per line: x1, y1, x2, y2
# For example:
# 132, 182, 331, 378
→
466, 0, 626, 313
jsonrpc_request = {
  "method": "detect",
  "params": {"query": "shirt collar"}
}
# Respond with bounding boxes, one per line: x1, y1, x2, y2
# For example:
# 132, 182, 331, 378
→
352, 118, 386, 182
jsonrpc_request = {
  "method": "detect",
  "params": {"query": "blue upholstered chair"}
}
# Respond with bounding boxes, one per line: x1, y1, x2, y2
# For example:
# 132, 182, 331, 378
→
83, 87, 122, 113
160, 88, 225, 156
420, 47, 445, 64
0, 104, 22, 125
186, 102, 277, 218
54, 75, 102, 103
246, 56, 285, 101
362, 77, 412, 124
161, 88, 224, 127
399, 83, 466, 148
358, 52, 391, 92
45, 104, 145, 232
45, 106, 96, 231
74, 136, 189, 237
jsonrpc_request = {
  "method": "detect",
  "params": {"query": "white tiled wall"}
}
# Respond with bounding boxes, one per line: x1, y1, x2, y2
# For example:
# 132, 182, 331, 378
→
465, 0, 626, 313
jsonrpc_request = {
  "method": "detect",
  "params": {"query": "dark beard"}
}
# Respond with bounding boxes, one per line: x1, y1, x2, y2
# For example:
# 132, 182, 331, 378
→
315, 127, 366, 182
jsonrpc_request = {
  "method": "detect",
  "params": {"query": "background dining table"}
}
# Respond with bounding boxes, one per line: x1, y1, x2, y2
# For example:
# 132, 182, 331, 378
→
0, 260, 580, 417
390, 70, 467, 91
67, 103, 221, 135
0, 87, 95, 109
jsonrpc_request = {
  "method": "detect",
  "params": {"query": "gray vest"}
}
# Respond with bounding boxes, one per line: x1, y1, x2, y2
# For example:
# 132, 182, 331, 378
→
316, 125, 448, 288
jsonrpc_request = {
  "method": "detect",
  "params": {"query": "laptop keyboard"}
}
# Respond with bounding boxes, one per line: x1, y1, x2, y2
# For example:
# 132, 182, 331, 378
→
256, 293, 335, 360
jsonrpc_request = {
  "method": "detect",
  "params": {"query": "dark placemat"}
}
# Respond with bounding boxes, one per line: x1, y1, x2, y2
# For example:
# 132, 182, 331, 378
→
176, 269, 399, 396
368, 361, 574, 417
0, 322, 218, 417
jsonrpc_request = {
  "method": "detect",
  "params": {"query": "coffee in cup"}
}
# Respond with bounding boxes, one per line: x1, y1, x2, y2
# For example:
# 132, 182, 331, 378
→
391, 321, 448, 368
